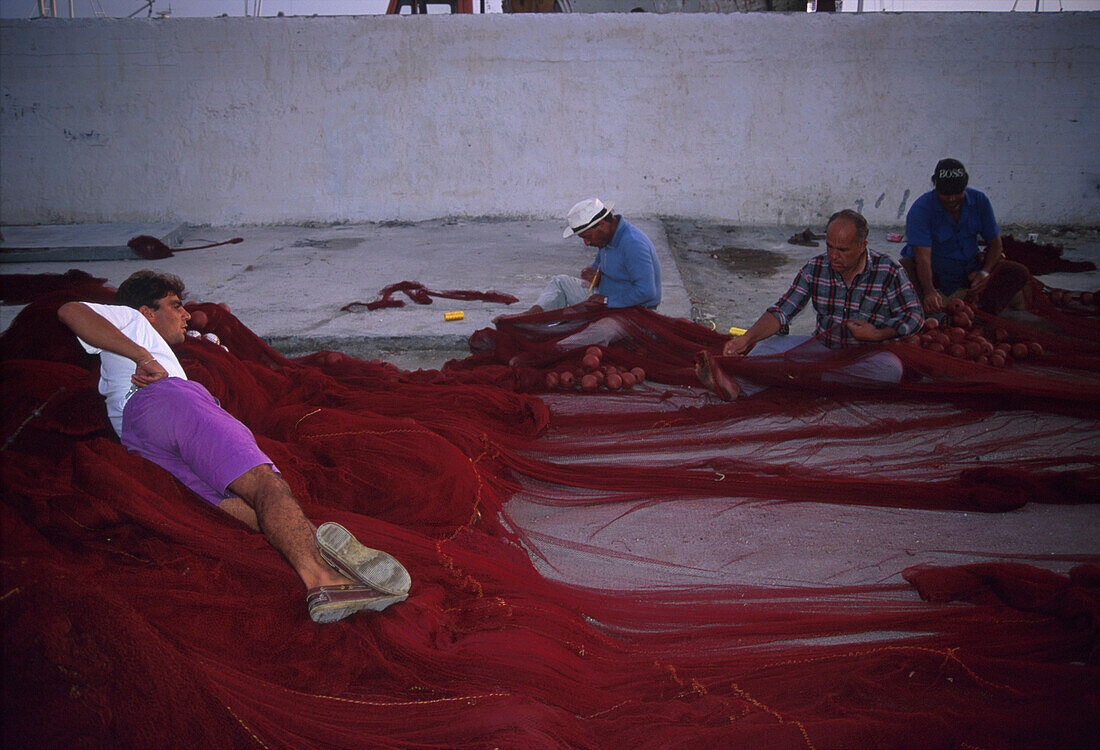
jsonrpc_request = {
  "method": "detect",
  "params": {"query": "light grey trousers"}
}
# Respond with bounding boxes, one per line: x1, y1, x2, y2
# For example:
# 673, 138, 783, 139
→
737, 334, 904, 396
534, 274, 591, 311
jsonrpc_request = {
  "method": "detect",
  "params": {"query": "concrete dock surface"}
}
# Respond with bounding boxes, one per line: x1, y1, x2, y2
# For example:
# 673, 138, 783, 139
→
3, 218, 1097, 370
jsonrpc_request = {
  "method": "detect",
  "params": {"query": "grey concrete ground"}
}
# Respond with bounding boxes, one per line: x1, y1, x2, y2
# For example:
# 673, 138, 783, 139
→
2, 217, 689, 368
4, 218, 1097, 368
2, 218, 1098, 595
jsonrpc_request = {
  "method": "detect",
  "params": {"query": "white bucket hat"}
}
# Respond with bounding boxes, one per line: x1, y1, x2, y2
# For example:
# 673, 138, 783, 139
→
562, 198, 615, 238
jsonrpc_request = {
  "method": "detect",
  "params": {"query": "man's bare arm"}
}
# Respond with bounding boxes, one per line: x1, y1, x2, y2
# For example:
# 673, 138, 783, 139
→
969, 235, 1004, 294
846, 319, 898, 342
723, 311, 782, 356
57, 302, 168, 386
911, 246, 943, 313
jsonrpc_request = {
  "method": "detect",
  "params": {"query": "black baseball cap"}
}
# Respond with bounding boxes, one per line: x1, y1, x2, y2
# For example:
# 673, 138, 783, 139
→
932, 158, 969, 195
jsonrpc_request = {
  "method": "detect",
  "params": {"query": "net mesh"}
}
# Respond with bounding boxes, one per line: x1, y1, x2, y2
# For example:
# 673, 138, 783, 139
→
2, 276, 1097, 749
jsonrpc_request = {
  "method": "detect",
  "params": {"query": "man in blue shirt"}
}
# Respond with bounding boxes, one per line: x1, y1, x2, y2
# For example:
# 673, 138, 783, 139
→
900, 159, 1029, 315
498, 198, 661, 321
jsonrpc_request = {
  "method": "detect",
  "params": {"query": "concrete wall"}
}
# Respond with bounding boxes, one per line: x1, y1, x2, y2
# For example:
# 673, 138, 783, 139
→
1, 13, 1097, 227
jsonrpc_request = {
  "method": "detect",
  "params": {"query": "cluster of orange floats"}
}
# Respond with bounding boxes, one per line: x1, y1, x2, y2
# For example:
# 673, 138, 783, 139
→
544, 346, 647, 392
1047, 287, 1099, 310
907, 298, 1040, 367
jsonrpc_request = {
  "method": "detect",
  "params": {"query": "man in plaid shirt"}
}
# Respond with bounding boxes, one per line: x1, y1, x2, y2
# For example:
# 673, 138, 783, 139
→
697, 209, 923, 400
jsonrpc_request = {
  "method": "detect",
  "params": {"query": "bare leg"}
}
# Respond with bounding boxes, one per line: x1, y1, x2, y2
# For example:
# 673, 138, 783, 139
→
694, 351, 741, 401
493, 304, 544, 324
1008, 288, 1029, 311
226, 465, 351, 590
977, 260, 1031, 315
218, 496, 259, 531
695, 353, 716, 391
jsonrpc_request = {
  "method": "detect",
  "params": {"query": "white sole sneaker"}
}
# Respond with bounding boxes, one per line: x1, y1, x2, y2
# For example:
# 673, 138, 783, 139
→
316, 522, 412, 596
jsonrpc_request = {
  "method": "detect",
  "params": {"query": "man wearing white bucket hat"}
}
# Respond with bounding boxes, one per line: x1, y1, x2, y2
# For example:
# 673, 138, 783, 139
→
497, 198, 661, 320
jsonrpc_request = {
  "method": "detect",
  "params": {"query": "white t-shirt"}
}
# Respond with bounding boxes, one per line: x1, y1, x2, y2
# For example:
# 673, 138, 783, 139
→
77, 302, 188, 435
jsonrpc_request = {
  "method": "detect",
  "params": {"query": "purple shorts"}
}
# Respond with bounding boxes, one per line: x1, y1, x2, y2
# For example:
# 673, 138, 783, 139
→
121, 378, 274, 506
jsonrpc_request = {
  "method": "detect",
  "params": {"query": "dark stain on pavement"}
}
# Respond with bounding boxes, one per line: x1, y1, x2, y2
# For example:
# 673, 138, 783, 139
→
292, 237, 366, 251
713, 246, 787, 276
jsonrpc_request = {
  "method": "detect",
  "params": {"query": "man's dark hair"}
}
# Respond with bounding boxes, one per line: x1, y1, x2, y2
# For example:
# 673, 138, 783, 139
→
827, 209, 869, 243
115, 270, 186, 310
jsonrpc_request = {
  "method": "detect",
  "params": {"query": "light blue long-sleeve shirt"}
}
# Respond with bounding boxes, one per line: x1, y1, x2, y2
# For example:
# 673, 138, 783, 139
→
593, 218, 661, 309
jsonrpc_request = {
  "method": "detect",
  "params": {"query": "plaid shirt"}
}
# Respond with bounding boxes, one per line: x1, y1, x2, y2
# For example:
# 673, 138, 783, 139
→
767, 249, 924, 349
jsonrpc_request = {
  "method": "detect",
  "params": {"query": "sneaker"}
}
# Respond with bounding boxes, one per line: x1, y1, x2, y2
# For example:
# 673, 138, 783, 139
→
306, 584, 407, 624
315, 522, 412, 596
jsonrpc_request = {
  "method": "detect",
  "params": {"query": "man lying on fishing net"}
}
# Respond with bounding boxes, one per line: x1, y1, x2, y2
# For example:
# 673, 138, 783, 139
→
56, 270, 412, 623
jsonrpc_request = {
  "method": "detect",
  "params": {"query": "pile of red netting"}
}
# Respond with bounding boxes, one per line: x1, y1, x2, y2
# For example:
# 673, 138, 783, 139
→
2, 274, 1097, 749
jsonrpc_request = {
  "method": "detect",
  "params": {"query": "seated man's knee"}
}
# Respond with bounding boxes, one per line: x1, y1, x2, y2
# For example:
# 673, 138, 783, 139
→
590, 317, 628, 340
979, 260, 1031, 314
872, 351, 905, 385
993, 259, 1030, 286
830, 351, 904, 387
535, 275, 585, 311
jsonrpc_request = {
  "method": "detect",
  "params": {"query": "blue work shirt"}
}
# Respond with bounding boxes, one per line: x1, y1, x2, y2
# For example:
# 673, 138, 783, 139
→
901, 188, 1000, 295
593, 218, 662, 309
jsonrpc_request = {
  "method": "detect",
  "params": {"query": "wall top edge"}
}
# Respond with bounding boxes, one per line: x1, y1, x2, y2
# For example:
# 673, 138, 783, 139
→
2, 11, 1098, 25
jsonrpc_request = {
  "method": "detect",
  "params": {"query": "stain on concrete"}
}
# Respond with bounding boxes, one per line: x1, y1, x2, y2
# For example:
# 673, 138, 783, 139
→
713, 246, 787, 277
63, 128, 106, 145
292, 237, 365, 251
663, 218, 818, 332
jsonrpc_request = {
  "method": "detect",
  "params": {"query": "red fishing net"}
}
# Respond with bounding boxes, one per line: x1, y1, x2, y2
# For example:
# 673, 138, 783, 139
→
2, 276, 1097, 749
1002, 234, 1098, 276
340, 280, 519, 311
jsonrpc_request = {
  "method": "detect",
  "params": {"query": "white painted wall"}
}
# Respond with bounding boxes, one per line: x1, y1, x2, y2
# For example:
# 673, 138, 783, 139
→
1, 13, 1097, 226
